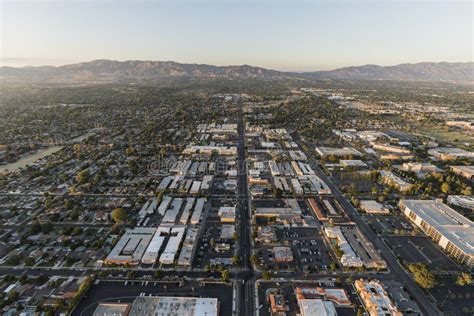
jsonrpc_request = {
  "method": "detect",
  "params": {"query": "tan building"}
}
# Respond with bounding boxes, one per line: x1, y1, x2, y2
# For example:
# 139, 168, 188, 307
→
360, 200, 390, 215
379, 170, 412, 192
269, 293, 287, 315
399, 199, 474, 266
450, 165, 474, 180
355, 279, 402, 316
428, 147, 474, 161
273, 246, 294, 263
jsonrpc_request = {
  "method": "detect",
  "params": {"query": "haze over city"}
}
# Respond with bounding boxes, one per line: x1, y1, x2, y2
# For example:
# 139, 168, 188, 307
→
1, 0, 473, 70
0, 1, 473, 316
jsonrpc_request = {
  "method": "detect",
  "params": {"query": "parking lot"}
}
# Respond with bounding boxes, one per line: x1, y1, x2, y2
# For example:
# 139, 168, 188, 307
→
72, 279, 233, 316
384, 235, 459, 270
427, 275, 474, 316
258, 227, 334, 272
364, 214, 416, 235
194, 198, 236, 268
257, 280, 362, 316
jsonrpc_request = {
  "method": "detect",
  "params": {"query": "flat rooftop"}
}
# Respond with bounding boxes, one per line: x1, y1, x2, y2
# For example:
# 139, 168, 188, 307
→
316, 147, 362, 157
93, 302, 131, 316
451, 165, 474, 175
401, 200, 474, 255
128, 296, 218, 316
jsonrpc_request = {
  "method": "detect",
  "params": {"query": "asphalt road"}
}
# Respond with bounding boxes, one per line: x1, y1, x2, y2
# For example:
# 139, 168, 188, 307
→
236, 96, 254, 316
0, 267, 221, 280
309, 159, 441, 315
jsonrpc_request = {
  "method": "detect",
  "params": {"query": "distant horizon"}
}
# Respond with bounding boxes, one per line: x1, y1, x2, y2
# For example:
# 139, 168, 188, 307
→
1, 57, 473, 73
2, 1, 472, 71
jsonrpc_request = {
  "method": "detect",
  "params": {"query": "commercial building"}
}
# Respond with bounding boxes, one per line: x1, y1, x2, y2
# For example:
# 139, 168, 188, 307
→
269, 160, 280, 176
190, 198, 206, 225
360, 200, 390, 215
401, 162, 441, 179
189, 181, 201, 195
128, 296, 218, 316
315, 147, 362, 158
93, 303, 131, 316
269, 294, 287, 315
297, 175, 331, 195
291, 178, 303, 195
273, 246, 294, 263
446, 121, 473, 130
159, 226, 186, 265
379, 170, 412, 192
450, 165, 474, 180
371, 143, 411, 154
428, 147, 474, 161
201, 175, 213, 191
105, 227, 156, 264
157, 196, 172, 216
295, 287, 351, 306
447, 195, 474, 210
324, 226, 386, 269
179, 197, 195, 225
307, 198, 328, 221
324, 226, 363, 268
218, 206, 236, 223
289, 150, 307, 161
401, 162, 439, 174
141, 227, 170, 264
182, 145, 237, 156
157, 176, 173, 192
354, 279, 402, 316
256, 226, 277, 243
399, 199, 474, 266
273, 176, 290, 192
294, 287, 347, 316
340, 160, 368, 168
105, 227, 156, 265
162, 198, 183, 223
177, 227, 199, 266
343, 227, 386, 269
379, 153, 414, 161
298, 299, 336, 316
220, 225, 235, 240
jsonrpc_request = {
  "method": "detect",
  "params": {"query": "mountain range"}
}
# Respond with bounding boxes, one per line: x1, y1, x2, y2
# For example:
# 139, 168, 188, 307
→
0, 59, 472, 83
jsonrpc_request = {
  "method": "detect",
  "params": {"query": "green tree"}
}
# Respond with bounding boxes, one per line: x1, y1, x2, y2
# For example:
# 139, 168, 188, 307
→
110, 208, 127, 224
76, 169, 90, 185
462, 186, 472, 196
41, 221, 54, 234
441, 182, 450, 194
456, 272, 472, 286
64, 200, 73, 210
273, 188, 283, 198
156, 191, 164, 205
262, 271, 272, 280
30, 220, 42, 235
6, 255, 21, 266
221, 269, 230, 282
407, 263, 436, 289
231, 255, 239, 266
250, 254, 258, 266
24, 257, 35, 266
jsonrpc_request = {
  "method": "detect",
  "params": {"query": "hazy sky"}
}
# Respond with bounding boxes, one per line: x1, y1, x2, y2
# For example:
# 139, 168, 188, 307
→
1, 0, 472, 71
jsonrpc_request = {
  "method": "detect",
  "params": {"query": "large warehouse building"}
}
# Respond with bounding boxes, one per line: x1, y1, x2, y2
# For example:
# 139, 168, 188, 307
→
399, 199, 474, 266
